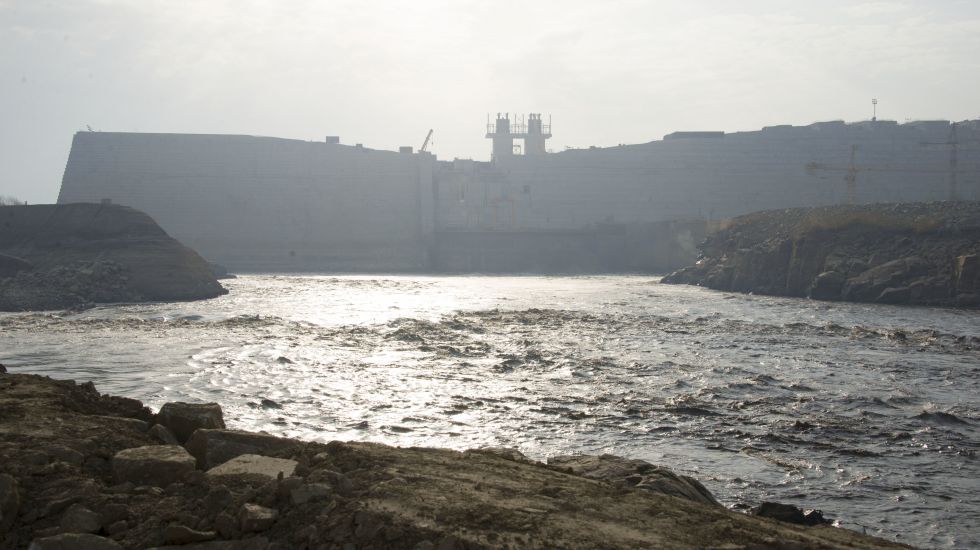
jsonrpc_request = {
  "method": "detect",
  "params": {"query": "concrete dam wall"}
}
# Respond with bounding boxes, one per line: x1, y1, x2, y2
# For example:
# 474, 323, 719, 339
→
58, 132, 435, 271
57, 119, 980, 273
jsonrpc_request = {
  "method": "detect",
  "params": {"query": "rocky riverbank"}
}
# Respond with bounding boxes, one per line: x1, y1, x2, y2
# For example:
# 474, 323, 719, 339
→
662, 201, 980, 307
0, 203, 226, 311
0, 371, 909, 549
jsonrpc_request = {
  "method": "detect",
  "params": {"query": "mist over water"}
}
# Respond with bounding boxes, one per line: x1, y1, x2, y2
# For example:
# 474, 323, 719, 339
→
2, 275, 978, 548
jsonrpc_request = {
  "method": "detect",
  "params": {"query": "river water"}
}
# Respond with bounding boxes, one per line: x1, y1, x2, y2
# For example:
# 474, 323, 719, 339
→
2, 275, 978, 548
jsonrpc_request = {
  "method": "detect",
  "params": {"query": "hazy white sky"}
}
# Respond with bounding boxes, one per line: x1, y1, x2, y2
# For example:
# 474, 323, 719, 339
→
3, 0, 979, 203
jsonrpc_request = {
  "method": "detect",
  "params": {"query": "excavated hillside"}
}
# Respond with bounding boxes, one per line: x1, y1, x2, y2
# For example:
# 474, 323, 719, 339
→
0, 203, 226, 311
663, 201, 980, 307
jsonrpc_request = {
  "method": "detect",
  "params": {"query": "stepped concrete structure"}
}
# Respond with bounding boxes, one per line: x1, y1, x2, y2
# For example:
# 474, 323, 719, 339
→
57, 117, 980, 273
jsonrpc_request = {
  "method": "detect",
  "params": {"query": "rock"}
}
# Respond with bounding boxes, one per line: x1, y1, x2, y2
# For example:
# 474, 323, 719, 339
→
204, 486, 233, 518
206, 454, 298, 480
111, 445, 196, 487
289, 482, 333, 505
842, 257, 928, 303
213, 512, 239, 538
149, 423, 179, 445
91, 415, 150, 433
876, 285, 911, 304
28, 533, 123, 550
807, 270, 845, 300
307, 469, 354, 496
44, 445, 85, 466
0, 363, 6, 374
751, 501, 831, 526
0, 253, 32, 278
185, 429, 299, 469
162, 524, 216, 544
156, 402, 225, 444
955, 254, 980, 293
59, 503, 101, 534
99, 503, 129, 527
105, 520, 128, 535
0, 473, 19, 533
183, 470, 206, 486
465, 447, 532, 463
146, 538, 269, 550
663, 202, 980, 308
106, 482, 135, 494
908, 276, 952, 302
276, 476, 303, 499
957, 293, 980, 307
547, 454, 718, 506
239, 503, 278, 533
291, 525, 318, 545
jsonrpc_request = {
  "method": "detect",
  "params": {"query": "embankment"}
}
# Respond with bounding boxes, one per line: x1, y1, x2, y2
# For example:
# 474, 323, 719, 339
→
0, 203, 226, 311
0, 371, 908, 549
663, 202, 980, 307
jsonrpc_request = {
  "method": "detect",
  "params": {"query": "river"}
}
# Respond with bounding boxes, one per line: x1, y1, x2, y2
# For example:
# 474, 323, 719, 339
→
2, 275, 978, 548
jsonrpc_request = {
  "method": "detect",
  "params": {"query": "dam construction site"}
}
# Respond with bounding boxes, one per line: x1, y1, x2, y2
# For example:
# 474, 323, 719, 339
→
55, 115, 980, 274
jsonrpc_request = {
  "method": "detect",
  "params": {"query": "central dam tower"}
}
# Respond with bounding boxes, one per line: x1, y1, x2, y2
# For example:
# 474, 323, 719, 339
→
485, 113, 552, 161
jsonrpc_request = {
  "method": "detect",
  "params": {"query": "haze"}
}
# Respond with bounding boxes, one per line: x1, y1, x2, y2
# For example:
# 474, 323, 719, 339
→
3, 0, 979, 204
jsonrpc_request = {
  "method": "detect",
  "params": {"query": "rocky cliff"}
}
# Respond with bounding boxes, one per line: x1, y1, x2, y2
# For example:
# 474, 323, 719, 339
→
662, 202, 980, 307
0, 203, 226, 311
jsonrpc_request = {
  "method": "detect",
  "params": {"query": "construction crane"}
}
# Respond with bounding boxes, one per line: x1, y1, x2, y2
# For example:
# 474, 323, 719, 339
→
805, 139, 980, 204
917, 122, 980, 201
419, 129, 434, 153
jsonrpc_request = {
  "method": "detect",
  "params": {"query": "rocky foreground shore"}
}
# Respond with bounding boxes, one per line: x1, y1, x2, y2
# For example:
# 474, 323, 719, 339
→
0, 370, 908, 549
663, 201, 980, 307
0, 203, 226, 311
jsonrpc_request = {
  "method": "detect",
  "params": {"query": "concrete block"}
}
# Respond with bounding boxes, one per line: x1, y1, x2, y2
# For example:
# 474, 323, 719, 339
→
206, 454, 297, 480
239, 503, 278, 533
185, 429, 298, 470
156, 402, 225, 443
112, 445, 196, 487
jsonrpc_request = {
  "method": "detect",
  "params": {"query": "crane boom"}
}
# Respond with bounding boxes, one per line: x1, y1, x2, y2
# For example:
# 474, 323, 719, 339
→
805, 141, 980, 204
420, 129, 434, 153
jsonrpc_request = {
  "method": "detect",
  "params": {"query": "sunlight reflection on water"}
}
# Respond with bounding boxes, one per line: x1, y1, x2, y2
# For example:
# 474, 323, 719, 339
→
2, 274, 979, 548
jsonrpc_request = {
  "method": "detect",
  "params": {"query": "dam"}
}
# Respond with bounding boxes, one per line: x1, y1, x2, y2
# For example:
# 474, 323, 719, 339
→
57, 116, 980, 272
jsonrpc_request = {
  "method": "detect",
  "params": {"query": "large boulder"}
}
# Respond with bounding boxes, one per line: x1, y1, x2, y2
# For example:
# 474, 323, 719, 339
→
547, 454, 719, 506
112, 445, 196, 487
156, 402, 225, 444
752, 501, 831, 526
842, 256, 929, 303
808, 270, 845, 300
59, 504, 101, 534
185, 429, 300, 469
729, 240, 792, 294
